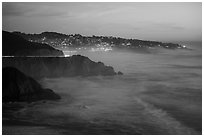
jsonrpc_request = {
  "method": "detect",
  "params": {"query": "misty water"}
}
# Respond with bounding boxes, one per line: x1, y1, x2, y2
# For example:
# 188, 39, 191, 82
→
5, 42, 201, 135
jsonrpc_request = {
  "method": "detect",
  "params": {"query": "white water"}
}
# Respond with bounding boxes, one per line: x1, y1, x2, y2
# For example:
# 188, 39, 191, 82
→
10, 42, 202, 134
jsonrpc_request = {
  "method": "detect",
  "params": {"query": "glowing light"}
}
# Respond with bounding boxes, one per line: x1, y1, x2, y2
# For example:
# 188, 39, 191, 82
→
64, 54, 70, 57
90, 47, 112, 52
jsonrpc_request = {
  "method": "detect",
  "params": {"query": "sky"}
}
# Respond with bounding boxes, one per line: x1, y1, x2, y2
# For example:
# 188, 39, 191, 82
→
2, 2, 202, 42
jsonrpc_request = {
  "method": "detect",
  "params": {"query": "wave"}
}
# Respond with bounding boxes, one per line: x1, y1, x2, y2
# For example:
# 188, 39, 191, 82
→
133, 97, 199, 135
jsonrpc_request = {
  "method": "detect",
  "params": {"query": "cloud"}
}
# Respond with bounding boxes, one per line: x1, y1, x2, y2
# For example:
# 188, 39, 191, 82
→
153, 22, 185, 30
2, 3, 30, 16
3, 3, 70, 18
135, 21, 185, 31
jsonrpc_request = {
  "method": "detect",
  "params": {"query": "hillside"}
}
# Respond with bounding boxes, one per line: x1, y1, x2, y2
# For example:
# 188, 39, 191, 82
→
3, 31, 64, 56
13, 31, 186, 51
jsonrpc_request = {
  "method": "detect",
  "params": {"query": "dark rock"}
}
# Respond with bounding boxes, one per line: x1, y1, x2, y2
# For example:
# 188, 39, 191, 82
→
3, 55, 118, 78
38, 89, 61, 100
2, 31, 64, 57
117, 71, 123, 75
2, 67, 60, 102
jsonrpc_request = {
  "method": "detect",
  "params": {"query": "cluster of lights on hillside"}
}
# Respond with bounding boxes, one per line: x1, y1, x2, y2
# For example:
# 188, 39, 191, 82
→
62, 43, 113, 57
90, 47, 112, 52
26, 33, 188, 53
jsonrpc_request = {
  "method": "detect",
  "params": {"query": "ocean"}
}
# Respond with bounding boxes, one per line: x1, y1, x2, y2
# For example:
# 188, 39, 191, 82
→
3, 42, 202, 135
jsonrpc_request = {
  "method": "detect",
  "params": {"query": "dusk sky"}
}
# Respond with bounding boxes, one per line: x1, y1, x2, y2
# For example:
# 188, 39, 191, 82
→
2, 2, 202, 42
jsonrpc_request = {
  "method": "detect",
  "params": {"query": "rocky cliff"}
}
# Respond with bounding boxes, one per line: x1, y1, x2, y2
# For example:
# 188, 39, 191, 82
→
3, 67, 60, 102
3, 55, 119, 78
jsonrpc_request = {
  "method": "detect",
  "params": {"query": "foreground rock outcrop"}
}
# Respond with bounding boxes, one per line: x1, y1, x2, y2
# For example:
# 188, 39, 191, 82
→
3, 67, 61, 102
3, 55, 119, 78
2, 31, 64, 57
